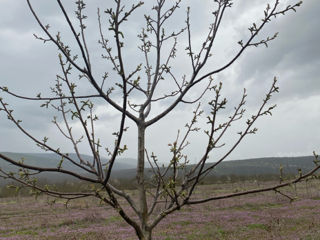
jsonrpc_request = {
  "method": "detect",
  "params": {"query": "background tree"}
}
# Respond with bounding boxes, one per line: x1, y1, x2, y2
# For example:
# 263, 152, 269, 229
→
0, 0, 318, 239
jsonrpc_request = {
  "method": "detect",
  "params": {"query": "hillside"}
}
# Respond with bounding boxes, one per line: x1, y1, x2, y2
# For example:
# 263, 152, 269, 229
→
0, 152, 136, 185
209, 156, 316, 176
110, 156, 317, 180
0, 152, 318, 184
0, 152, 136, 171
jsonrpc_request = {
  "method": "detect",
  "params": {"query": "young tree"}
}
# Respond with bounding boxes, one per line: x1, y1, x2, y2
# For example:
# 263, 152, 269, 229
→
0, 0, 318, 239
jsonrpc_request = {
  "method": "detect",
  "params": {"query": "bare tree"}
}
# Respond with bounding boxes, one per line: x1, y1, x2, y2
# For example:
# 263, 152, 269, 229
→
0, 0, 318, 239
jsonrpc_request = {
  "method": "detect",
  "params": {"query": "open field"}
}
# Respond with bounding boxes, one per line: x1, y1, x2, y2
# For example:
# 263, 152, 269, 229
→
1, 179, 320, 240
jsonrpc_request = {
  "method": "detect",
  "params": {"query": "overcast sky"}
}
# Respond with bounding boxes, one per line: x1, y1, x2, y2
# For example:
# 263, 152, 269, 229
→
0, 0, 319, 163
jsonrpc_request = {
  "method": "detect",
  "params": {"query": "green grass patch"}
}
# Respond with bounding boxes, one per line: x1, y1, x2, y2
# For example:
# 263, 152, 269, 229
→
1, 229, 39, 238
175, 220, 193, 226
246, 223, 269, 231
105, 215, 122, 224
304, 235, 320, 240
222, 202, 283, 211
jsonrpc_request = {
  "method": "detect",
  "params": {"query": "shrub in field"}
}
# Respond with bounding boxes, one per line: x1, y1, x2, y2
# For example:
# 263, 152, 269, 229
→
0, 0, 319, 239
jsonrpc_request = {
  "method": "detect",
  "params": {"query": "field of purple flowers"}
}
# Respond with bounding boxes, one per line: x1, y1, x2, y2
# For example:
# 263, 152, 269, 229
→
1, 179, 320, 240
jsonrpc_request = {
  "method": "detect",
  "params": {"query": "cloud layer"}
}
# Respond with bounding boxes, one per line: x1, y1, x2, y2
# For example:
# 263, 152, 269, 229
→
0, 0, 319, 163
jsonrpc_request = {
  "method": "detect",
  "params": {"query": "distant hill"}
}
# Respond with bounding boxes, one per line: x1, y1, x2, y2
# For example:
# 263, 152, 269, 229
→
110, 156, 318, 180
0, 152, 136, 171
209, 156, 317, 176
0, 152, 136, 185
0, 153, 318, 185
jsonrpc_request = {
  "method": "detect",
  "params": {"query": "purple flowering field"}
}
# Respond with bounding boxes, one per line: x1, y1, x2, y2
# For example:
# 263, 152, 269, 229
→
1, 180, 320, 240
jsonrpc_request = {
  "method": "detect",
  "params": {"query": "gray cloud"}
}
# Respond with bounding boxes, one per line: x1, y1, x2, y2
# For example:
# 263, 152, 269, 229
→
0, 0, 319, 161
230, 0, 320, 100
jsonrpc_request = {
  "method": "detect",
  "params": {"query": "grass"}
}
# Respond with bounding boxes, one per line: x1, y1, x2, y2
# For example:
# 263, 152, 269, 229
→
1, 179, 320, 239
220, 201, 283, 211
246, 223, 270, 231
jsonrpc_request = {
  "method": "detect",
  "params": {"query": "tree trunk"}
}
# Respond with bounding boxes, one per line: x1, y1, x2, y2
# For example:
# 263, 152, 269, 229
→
136, 122, 150, 239
134, 227, 152, 240
141, 229, 152, 240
